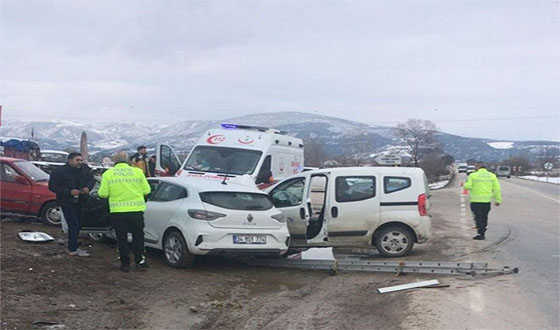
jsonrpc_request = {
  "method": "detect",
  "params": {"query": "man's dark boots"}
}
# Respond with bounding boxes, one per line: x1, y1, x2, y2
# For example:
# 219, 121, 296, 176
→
119, 264, 130, 273
473, 235, 485, 240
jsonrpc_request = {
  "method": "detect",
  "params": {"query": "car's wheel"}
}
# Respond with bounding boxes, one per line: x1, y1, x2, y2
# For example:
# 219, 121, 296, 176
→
40, 202, 62, 227
163, 230, 195, 268
374, 225, 414, 257
507, 175, 511, 178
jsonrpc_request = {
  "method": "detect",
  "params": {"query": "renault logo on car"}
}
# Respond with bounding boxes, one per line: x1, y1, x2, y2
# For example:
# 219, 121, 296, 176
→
247, 214, 254, 222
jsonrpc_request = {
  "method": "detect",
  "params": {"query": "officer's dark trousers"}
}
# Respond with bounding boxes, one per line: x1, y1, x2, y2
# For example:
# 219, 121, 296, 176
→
61, 203, 82, 252
470, 202, 491, 236
111, 212, 145, 266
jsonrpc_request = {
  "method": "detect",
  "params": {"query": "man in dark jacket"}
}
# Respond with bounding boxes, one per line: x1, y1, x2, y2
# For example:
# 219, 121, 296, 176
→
48, 152, 95, 256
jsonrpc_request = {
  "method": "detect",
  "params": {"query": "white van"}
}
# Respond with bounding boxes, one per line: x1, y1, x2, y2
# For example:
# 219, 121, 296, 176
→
267, 167, 432, 257
495, 166, 511, 178
156, 124, 304, 186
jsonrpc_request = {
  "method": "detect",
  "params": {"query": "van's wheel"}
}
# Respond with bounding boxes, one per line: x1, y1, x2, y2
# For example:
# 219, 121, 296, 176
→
163, 231, 195, 268
40, 202, 62, 227
374, 225, 414, 257
507, 175, 511, 178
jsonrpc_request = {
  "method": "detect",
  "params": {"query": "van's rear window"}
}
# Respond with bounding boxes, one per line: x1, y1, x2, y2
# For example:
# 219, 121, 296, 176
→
498, 166, 510, 171
200, 192, 274, 210
384, 177, 412, 194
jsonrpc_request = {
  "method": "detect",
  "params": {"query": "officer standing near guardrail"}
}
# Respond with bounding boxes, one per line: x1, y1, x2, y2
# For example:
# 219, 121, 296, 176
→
98, 151, 151, 272
464, 161, 502, 240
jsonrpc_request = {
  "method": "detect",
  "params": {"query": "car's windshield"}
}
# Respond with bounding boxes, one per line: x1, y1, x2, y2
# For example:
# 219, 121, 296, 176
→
184, 146, 262, 176
41, 152, 67, 163
499, 166, 510, 171
14, 161, 50, 181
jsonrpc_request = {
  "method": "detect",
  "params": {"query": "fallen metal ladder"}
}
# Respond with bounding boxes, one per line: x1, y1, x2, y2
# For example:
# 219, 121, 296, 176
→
248, 258, 519, 277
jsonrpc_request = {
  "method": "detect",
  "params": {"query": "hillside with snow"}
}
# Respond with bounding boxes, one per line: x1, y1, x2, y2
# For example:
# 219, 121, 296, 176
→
1, 112, 558, 162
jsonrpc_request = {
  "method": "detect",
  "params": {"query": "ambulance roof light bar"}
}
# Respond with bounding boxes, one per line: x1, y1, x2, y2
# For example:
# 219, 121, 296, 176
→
221, 123, 288, 135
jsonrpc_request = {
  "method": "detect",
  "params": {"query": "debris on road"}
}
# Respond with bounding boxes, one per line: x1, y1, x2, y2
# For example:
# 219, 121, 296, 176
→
418, 284, 451, 289
17, 231, 54, 243
249, 258, 519, 278
378, 279, 440, 294
458, 266, 519, 278
32, 320, 59, 325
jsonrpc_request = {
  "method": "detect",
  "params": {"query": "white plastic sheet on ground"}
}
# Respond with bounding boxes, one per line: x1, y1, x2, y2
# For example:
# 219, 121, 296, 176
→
300, 247, 335, 260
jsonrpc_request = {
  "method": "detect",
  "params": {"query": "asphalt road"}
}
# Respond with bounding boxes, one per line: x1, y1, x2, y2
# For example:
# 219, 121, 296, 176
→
405, 174, 560, 329
493, 177, 560, 328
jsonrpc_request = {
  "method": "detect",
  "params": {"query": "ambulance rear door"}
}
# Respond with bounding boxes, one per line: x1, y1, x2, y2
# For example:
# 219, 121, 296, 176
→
155, 143, 182, 176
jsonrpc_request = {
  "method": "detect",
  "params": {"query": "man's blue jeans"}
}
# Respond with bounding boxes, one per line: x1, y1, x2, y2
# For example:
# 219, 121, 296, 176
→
61, 203, 82, 252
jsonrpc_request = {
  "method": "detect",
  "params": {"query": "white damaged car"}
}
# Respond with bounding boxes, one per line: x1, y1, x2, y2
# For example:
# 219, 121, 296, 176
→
77, 176, 290, 268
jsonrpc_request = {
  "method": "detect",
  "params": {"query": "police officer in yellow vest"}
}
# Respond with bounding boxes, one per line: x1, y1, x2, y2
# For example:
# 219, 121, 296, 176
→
99, 151, 151, 272
464, 161, 502, 240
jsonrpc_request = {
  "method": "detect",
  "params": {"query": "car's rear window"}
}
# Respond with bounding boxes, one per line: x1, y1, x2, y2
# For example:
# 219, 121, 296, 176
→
498, 166, 510, 171
200, 192, 274, 210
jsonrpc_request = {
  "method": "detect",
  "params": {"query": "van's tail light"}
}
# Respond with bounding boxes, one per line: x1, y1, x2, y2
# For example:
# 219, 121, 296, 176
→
418, 194, 427, 216
188, 209, 226, 221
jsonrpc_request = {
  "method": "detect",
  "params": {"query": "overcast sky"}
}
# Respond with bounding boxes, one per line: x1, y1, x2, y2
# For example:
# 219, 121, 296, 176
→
1, 1, 558, 141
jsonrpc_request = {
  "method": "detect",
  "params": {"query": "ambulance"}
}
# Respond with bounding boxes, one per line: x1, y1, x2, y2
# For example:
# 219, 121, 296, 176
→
155, 124, 304, 186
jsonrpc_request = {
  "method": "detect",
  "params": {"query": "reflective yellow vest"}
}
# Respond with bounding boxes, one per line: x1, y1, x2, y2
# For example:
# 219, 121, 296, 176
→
464, 168, 502, 203
98, 163, 151, 213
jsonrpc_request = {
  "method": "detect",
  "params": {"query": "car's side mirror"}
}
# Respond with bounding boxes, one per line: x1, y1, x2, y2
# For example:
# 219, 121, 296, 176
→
14, 175, 28, 184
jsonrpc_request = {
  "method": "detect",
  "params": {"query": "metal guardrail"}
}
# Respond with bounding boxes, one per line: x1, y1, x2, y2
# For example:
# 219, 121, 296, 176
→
248, 258, 519, 277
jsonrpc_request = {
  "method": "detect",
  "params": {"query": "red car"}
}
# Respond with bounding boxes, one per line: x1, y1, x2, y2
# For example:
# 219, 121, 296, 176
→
0, 157, 61, 226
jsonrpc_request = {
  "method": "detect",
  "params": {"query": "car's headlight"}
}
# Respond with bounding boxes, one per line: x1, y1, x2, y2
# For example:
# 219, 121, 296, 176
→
188, 209, 226, 221
271, 213, 287, 223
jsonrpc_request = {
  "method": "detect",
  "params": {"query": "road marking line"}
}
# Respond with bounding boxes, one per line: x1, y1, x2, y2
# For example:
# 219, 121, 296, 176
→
500, 180, 560, 203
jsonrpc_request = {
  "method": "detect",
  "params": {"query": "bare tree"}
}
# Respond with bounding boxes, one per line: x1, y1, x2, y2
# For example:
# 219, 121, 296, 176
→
505, 155, 530, 175
395, 119, 440, 167
420, 152, 450, 182
304, 137, 327, 167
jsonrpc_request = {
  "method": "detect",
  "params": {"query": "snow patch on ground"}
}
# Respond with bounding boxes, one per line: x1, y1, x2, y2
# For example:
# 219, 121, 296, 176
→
519, 176, 560, 184
487, 142, 514, 149
429, 180, 450, 190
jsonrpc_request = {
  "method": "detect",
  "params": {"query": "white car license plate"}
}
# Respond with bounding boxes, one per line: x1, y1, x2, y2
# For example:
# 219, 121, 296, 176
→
233, 235, 266, 245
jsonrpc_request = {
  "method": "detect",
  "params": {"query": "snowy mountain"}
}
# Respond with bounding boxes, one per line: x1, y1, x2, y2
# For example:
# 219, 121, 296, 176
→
1, 112, 558, 162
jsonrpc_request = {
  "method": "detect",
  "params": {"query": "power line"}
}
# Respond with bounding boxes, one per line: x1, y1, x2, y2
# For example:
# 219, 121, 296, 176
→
369, 115, 559, 125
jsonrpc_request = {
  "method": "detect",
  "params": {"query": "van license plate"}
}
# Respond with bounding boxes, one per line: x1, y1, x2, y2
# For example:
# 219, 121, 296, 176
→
233, 235, 266, 245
